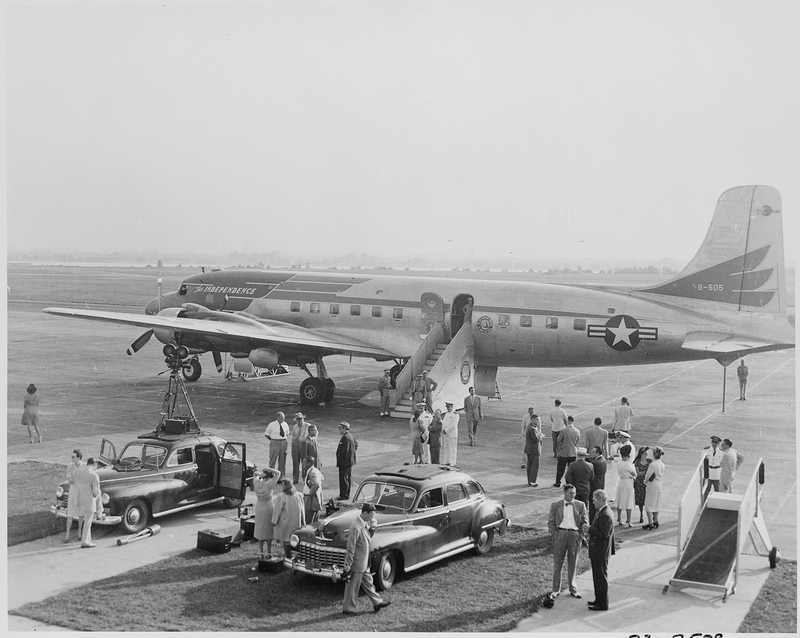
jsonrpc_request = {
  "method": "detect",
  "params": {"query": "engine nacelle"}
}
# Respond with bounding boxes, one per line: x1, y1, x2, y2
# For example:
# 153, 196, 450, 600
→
249, 348, 279, 369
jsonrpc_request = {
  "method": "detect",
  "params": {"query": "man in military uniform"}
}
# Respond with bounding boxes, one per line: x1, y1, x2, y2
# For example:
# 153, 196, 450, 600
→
378, 369, 391, 417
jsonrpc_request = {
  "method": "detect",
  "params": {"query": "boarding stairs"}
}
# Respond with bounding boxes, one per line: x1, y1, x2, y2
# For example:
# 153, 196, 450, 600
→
389, 321, 475, 419
391, 342, 448, 418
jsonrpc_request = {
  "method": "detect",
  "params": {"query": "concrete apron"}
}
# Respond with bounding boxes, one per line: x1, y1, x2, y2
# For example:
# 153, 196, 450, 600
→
514, 538, 773, 634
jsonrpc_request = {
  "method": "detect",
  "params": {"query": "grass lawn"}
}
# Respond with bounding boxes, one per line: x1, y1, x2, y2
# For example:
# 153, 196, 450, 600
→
7, 461, 66, 546
12, 526, 572, 632
738, 559, 797, 633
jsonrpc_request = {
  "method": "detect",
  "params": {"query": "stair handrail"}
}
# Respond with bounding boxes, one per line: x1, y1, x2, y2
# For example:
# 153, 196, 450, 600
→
392, 322, 445, 404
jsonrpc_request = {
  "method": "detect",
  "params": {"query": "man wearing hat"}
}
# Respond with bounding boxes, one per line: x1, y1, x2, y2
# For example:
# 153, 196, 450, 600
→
336, 422, 358, 501
441, 402, 460, 466
703, 436, 724, 497
565, 448, 595, 509
290, 412, 309, 484
378, 370, 392, 418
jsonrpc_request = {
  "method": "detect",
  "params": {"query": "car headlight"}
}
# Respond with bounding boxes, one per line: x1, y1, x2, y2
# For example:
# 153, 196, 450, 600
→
289, 534, 300, 548
56, 486, 64, 498
101, 492, 110, 505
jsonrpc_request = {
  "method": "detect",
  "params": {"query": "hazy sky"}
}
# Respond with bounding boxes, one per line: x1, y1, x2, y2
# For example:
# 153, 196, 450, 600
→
6, 1, 800, 265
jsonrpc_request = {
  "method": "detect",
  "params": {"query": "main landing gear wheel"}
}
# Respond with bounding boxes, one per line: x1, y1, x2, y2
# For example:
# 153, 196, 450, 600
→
375, 551, 397, 590
299, 378, 324, 405
323, 379, 336, 403
182, 358, 202, 382
769, 546, 780, 568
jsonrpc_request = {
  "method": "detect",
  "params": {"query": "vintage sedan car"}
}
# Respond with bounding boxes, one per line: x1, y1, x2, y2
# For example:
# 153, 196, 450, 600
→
52, 429, 254, 534
284, 464, 509, 589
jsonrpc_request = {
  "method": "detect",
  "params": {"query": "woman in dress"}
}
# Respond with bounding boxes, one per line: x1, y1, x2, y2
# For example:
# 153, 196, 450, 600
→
272, 478, 306, 558
410, 409, 426, 464
632, 446, 651, 524
643, 447, 665, 530
64, 448, 85, 543
605, 433, 622, 503
615, 444, 637, 527
253, 467, 281, 558
22, 383, 42, 443
428, 410, 443, 465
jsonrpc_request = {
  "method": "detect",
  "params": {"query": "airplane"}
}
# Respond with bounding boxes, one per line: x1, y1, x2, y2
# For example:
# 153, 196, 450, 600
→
44, 185, 794, 415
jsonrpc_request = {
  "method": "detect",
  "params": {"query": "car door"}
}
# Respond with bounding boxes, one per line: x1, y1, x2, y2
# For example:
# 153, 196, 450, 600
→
216, 441, 247, 501
163, 445, 204, 506
444, 482, 473, 550
409, 487, 450, 566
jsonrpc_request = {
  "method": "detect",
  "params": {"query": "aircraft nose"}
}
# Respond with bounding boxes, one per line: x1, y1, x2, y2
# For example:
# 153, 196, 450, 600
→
145, 297, 161, 315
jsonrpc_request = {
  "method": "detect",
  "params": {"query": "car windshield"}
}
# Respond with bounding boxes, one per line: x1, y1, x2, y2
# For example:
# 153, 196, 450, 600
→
353, 481, 416, 513
117, 443, 167, 470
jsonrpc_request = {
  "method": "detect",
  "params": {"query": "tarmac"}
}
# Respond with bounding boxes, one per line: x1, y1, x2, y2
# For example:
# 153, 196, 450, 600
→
5, 290, 797, 634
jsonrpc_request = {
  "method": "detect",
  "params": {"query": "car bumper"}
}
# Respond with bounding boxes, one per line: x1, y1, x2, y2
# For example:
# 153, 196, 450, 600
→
51, 506, 122, 526
283, 556, 348, 583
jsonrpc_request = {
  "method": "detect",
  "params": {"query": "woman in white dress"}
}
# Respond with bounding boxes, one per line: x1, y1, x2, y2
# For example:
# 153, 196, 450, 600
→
615, 445, 637, 527
643, 447, 665, 530
605, 434, 622, 502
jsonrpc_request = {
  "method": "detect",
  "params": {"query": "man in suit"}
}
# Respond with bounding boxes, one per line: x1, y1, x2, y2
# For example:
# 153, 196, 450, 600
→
613, 397, 635, 432
585, 417, 610, 458
73, 457, 101, 548
737, 359, 749, 400
554, 416, 580, 488
587, 489, 615, 611
463, 386, 483, 446
524, 413, 543, 487
588, 446, 608, 522
300, 424, 321, 469
548, 484, 588, 598
336, 422, 358, 500
720, 438, 745, 493
342, 503, 391, 614
441, 402, 460, 466
290, 412, 309, 484
564, 448, 595, 507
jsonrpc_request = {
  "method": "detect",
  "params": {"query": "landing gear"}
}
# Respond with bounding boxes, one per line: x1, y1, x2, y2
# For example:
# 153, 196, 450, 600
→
299, 378, 324, 404
182, 358, 202, 382
298, 359, 335, 405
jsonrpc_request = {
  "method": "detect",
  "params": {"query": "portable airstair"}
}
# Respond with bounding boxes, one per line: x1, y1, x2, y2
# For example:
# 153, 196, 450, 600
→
389, 321, 475, 418
664, 455, 779, 602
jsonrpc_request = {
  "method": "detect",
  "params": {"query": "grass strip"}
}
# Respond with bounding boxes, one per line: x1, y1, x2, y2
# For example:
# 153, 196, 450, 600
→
8, 461, 66, 546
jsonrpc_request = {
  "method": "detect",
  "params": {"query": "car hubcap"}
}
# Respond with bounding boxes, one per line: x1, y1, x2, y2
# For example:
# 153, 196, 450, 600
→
128, 509, 141, 525
478, 530, 488, 546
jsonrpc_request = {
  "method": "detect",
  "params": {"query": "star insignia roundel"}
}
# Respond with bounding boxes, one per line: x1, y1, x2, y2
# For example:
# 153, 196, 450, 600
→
587, 314, 658, 351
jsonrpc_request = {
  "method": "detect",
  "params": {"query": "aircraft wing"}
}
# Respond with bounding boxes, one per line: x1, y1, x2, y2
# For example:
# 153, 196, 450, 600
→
681, 331, 782, 353
42, 307, 398, 359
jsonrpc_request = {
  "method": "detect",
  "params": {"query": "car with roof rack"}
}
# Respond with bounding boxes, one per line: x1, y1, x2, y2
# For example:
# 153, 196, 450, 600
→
52, 428, 254, 534
284, 463, 509, 589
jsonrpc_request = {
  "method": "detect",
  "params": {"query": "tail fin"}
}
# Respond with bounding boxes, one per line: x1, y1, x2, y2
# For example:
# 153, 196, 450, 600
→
640, 185, 786, 313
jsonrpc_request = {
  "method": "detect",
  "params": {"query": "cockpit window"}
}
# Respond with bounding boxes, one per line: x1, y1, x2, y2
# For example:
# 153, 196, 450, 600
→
179, 284, 188, 296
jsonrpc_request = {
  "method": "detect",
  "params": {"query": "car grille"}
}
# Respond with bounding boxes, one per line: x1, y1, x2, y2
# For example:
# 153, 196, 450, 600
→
297, 541, 347, 568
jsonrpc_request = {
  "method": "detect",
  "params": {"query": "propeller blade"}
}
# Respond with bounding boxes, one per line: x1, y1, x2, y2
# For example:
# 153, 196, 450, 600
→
213, 351, 223, 373
127, 330, 153, 356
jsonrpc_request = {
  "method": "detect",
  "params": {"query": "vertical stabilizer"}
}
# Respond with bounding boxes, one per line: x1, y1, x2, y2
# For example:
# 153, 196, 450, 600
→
640, 186, 785, 313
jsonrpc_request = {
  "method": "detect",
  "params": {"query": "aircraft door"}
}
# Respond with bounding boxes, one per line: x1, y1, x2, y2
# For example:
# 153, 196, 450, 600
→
421, 293, 445, 336
451, 293, 474, 337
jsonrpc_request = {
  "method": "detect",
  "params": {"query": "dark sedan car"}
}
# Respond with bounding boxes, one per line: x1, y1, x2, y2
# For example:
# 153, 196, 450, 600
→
284, 464, 509, 589
52, 430, 253, 534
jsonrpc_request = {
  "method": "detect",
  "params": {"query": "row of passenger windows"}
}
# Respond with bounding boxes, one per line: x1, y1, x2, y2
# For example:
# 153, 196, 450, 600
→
287, 302, 588, 331
500, 314, 587, 330
290, 301, 404, 319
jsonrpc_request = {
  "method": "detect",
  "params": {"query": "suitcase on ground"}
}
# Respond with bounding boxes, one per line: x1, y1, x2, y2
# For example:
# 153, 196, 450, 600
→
258, 556, 284, 573
197, 529, 232, 553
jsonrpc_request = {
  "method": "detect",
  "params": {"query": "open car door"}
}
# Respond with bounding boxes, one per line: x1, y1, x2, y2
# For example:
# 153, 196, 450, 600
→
217, 441, 247, 501
99, 438, 117, 467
